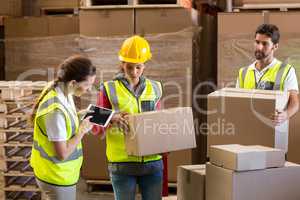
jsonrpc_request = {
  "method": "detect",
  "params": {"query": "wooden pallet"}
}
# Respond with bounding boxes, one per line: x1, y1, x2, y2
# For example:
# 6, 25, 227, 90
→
2, 146, 32, 160
86, 179, 177, 194
4, 171, 34, 177
1, 160, 32, 173
0, 102, 34, 115
4, 185, 39, 192
0, 131, 33, 145
86, 179, 112, 193
0, 116, 28, 129
0, 81, 47, 101
233, 3, 300, 12
3, 191, 42, 200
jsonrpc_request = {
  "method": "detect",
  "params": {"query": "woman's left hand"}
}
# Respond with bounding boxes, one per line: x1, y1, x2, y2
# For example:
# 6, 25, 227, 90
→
111, 112, 129, 133
78, 109, 94, 117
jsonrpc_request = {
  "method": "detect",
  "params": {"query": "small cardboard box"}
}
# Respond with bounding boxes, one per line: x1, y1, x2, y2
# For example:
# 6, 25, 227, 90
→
207, 88, 289, 154
210, 144, 285, 171
0, 0, 22, 17
177, 165, 205, 200
206, 162, 300, 200
135, 7, 192, 34
4, 15, 79, 38
126, 107, 196, 156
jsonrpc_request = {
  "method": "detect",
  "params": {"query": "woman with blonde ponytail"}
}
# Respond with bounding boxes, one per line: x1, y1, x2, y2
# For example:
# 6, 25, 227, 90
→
30, 55, 96, 200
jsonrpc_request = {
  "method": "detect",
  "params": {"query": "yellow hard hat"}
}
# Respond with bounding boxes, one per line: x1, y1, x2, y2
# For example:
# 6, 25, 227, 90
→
118, 35, 152, 64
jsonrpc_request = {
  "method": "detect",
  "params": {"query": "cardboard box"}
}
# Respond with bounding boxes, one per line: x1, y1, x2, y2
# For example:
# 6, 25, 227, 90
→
207, 88, 289, 154
47, 16, 79, 36
0, 0, 22, 16
210, 144, 285, 171
79, 8, 134, 37
206, 162, 300, 200
0, 17, 4, 26
135, 7, 192, 34
126, 107, 196, 156
4, 15, 79, 38
288, 109, 300, 164
177, 165, 205, 200
168, 149, 193, 182
234, 0, 300, 6
81, 134, 109, 180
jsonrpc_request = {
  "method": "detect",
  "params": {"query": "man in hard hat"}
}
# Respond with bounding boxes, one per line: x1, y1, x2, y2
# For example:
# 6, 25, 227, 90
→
93, 35, 163, 200
236, 24, 299, 125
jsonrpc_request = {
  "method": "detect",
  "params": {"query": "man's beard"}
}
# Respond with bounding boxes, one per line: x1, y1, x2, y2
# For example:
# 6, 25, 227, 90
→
255, 50, 267, 60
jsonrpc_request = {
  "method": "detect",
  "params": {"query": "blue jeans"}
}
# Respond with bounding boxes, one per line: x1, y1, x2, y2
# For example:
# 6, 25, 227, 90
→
108, 160, 163, 200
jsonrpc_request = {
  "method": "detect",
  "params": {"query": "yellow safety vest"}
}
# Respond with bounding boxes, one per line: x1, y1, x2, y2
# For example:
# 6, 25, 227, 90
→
238, 60, 292, 91
103, 78, 162, 163
30, 87, 82, 186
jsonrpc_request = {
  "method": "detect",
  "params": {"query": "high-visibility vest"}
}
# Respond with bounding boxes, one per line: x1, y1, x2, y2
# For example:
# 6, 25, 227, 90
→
103, 78, 162, 163
238, 60, 292, 91
30, 88, 82, 186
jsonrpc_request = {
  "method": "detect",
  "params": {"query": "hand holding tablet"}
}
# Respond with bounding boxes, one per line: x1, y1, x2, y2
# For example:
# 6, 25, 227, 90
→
82, 104, 114, 127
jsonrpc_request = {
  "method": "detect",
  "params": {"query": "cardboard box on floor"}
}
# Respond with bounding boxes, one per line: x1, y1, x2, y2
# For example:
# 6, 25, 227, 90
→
210, 144, 285, 171
79, 8, 134, 37
0, 0, 22, 16
4, 15, 79, 38
82, 134, 109, 180
168, 149, 193, 182
126, 107, 196, 156
177, 165, 205, 200
217, 12, 300, 164
207, 88, 289, 155
206, 162, 300, 200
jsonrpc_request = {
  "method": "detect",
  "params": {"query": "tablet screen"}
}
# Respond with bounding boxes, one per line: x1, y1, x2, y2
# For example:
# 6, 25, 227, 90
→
84, 105, 113, 127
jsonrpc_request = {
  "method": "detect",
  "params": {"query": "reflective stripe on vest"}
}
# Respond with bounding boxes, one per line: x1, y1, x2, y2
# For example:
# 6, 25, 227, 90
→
37, 96, 76, 137
33, 141, 82, 164
30, 88, 82, 186
239, 60, 292, 91
103, 79, 162, 163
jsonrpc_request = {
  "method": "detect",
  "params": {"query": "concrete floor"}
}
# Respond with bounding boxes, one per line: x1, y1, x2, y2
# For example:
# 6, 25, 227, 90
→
76, 178, 177, 200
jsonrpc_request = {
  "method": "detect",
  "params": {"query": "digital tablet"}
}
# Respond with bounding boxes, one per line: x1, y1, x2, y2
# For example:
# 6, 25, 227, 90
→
83, 104, 114, 127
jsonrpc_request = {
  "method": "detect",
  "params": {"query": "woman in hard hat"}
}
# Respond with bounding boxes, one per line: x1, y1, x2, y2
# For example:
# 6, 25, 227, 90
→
94, 36, 163, 200
30, 55, 96, 200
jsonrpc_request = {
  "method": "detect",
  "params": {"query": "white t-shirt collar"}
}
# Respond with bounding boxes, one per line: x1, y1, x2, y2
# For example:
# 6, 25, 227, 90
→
248, 58, 278, 74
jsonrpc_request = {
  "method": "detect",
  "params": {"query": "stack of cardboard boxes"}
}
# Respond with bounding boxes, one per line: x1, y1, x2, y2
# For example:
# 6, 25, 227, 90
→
178, 144, 300, 200
217, 1, 300, 165
207, 144, 300, 200
178, 85, 300, 199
